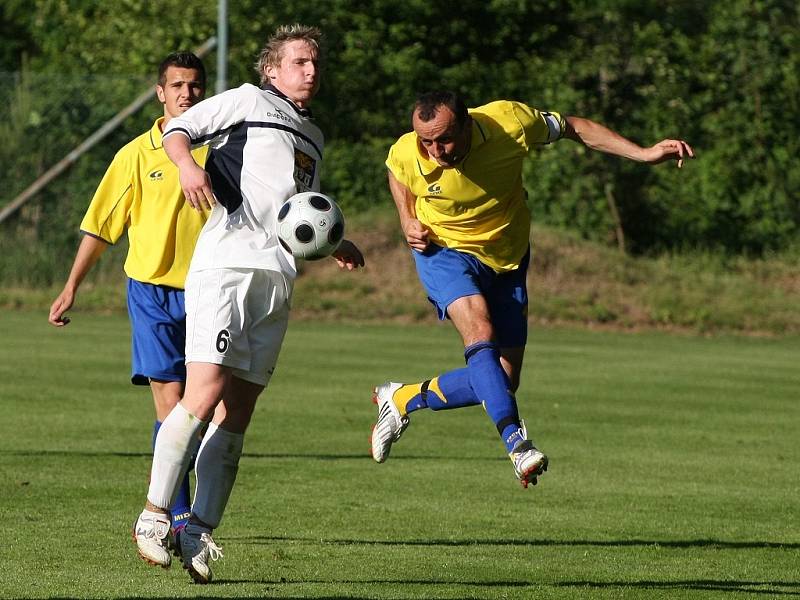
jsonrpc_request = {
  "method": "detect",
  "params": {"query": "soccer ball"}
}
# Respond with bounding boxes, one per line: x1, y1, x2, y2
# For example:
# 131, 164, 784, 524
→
277, 191, 345, 260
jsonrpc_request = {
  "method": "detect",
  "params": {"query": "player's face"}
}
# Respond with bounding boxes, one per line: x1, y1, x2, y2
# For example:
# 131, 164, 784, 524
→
413, 106, 472, 168
156, 66, 205, 121
266, 40, 320, 108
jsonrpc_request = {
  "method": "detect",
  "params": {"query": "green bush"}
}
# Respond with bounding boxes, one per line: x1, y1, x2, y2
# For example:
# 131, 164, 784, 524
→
1, 0, 798, 288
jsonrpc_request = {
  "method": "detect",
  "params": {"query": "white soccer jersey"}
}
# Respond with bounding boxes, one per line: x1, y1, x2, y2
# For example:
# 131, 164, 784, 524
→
163, 83, 324, 278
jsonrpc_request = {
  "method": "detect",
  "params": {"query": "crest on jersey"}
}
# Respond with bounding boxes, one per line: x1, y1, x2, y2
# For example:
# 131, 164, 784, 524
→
293, 148, 317, 192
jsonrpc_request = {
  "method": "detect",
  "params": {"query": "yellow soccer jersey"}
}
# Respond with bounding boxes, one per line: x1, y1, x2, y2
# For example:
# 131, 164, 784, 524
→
386, 100, 565, 272
80, 118, 208, 288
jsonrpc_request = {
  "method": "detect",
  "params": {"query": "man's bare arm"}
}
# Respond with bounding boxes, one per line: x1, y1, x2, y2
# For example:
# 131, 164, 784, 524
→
565, 116, 695, 168
387, 170, 429, 251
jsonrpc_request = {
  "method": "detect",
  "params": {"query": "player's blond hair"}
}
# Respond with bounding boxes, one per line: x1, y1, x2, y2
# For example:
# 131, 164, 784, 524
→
255, 24, 322, 86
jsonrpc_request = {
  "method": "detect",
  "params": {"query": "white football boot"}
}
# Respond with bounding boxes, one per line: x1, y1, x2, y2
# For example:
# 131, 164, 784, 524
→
370, 382, 410, 463
179, 522, 224, 584
133, 510, 172, 568
508, 421, 549, 488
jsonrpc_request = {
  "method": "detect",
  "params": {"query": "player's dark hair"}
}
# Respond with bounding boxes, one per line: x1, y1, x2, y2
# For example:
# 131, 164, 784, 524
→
158, 52, 206, 88
414, 91, 469, 130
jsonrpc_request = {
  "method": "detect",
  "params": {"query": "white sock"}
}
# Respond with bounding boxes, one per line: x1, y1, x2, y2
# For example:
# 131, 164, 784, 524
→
147, 403, 206, 510
192, 422, 244, 529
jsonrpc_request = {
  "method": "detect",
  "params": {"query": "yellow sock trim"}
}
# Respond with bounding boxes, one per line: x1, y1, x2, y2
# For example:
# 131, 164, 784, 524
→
427, 377, 446, 404
392, 383, 423, 416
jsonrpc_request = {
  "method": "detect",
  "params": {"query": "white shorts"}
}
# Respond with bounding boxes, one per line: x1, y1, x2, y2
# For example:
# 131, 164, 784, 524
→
184, 268, 291, 386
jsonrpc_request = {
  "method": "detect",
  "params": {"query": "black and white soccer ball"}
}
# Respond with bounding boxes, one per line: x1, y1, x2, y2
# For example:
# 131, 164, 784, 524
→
277, 192, 345, 260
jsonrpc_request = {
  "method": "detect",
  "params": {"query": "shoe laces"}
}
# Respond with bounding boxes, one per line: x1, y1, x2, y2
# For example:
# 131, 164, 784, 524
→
512, 441, 536, 466
199, 533, 224, 562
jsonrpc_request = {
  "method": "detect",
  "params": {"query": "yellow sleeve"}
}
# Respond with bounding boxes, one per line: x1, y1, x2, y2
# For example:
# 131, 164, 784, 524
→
512, 102, 566, 150
79, 147, 136, 244
385, 134, 414, 188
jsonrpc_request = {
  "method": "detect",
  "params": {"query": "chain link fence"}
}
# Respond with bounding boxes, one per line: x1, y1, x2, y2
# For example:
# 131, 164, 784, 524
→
0, 70, 160, 286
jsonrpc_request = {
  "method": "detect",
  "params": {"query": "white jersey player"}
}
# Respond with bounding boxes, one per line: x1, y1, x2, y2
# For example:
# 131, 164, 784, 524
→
132, 25, 364, 584
166, 80, 323, 277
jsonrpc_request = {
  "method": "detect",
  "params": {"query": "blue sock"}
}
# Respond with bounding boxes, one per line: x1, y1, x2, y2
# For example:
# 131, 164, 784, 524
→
464, 342, 523, 452
153, 420, 192, 529
394, 368, 480, 414
426, 368, 481, 410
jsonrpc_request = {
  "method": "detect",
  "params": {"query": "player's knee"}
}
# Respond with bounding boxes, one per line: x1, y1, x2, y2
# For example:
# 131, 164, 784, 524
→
467, 315, 494, 342
217, 410, 253, 434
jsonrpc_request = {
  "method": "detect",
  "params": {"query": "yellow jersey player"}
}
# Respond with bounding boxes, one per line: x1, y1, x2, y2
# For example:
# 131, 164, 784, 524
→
372, 91, 694, 488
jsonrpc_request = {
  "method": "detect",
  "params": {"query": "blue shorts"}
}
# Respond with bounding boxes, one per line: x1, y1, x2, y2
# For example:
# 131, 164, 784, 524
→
412, 244, 529, 348
127, 278, 187, 386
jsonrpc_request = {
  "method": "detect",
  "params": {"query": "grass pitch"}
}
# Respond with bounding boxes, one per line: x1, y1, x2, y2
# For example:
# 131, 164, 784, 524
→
1, 311, 798, 599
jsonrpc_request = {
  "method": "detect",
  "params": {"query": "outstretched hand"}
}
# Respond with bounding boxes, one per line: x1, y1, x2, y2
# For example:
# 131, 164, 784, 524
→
48, 289, 74, 327
642, 139, 695, 168
332, 239, 365, 270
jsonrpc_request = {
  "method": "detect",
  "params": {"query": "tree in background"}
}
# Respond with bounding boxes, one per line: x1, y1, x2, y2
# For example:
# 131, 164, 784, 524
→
1, 0, 798, 286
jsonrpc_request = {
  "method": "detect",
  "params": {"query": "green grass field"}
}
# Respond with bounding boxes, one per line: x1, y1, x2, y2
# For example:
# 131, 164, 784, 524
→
1, 311, 798, 599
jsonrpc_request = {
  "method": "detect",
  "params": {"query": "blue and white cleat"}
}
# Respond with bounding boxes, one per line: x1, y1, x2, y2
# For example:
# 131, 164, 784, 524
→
509, 422, 548, 488
179, 522, 224, 584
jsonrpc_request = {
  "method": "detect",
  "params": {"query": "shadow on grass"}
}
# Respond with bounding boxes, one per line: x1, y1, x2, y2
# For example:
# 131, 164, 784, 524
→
2, 449, 503, 461
554, 579, 800, 596
217, 579, 799, 597
37, 578, 794, 598
232, 534, 800, 550
25, 597, 457, 600
2, 450, 155, 458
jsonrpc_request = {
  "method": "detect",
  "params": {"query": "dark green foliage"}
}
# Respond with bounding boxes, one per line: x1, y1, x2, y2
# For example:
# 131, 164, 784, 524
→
0, 1, 35, 70
321, 137, 396, 213
1, 0, 798, 285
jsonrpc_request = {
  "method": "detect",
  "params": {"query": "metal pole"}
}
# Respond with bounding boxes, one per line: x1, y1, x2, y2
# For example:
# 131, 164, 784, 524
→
216, 0, 228, 95
0, 37, 217, 225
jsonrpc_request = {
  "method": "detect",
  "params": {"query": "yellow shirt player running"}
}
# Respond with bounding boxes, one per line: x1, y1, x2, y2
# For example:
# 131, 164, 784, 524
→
372, 91, 694, 488
80, 116, 208, 288
48, 52, 209, 536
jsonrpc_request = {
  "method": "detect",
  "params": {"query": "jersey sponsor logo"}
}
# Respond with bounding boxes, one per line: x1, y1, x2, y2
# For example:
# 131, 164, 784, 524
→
265, 108, 291, 123
427, 183, 442, 195
293, 148, 317, 192
149, 170, 164, 181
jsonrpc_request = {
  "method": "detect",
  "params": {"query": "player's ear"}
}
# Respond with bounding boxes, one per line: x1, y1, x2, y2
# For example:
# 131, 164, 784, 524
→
155, 85, 166, 104
264, 65, 276, 81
